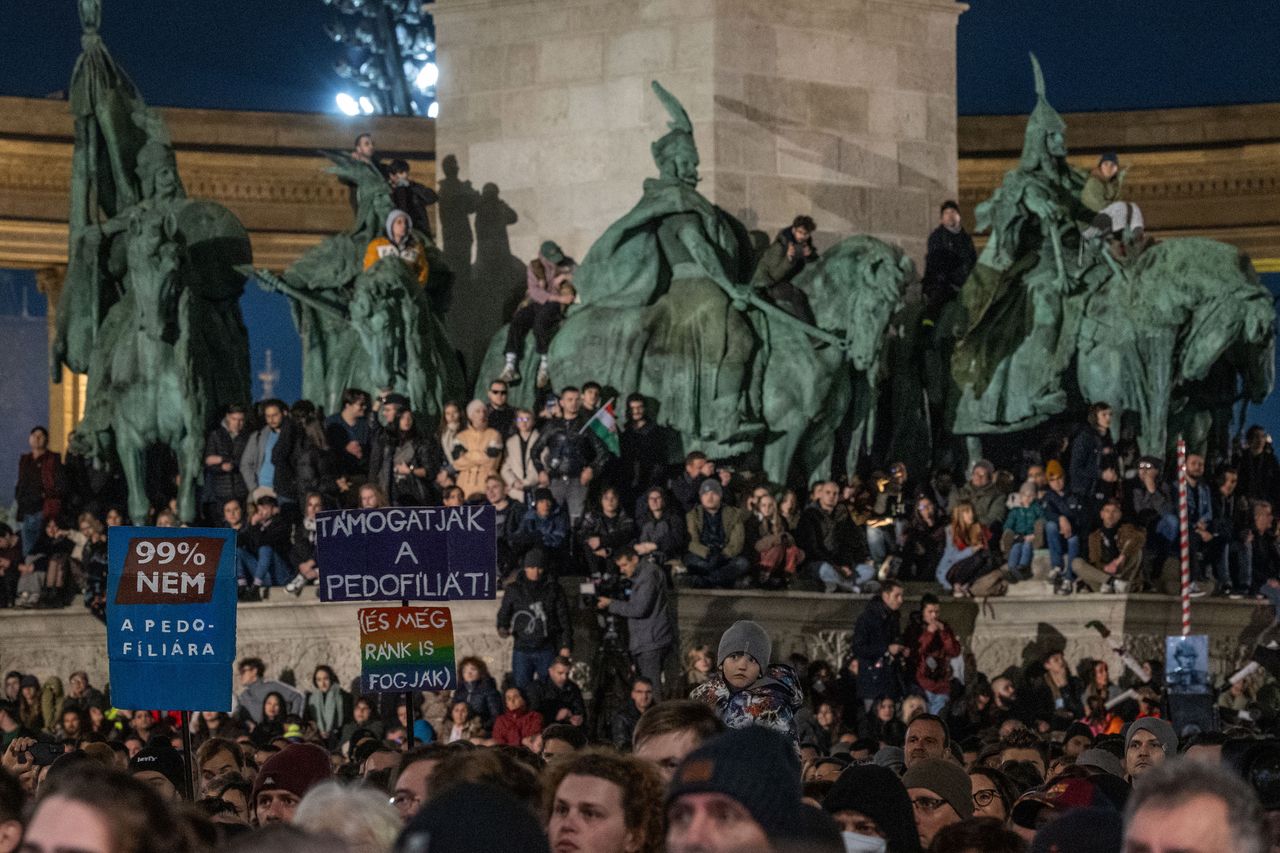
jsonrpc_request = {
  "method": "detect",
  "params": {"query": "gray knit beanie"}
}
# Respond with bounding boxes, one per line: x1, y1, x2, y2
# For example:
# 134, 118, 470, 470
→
717, 620, 772, 668
901, 758, 974, 819
1124, 717, 1176, 758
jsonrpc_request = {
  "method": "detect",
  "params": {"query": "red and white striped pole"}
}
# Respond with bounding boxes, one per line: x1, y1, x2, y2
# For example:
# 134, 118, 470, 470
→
1177, 436, 1191, 636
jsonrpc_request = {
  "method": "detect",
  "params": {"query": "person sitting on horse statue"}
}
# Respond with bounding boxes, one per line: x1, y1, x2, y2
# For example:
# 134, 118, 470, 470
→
500, 241, 577, 389
1080, 151, 1146, 261
363, 209, 428, 285
751, 214, 820, 325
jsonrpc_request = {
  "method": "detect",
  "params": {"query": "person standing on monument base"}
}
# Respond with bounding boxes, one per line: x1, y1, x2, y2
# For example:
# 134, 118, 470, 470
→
241, 399, 298, 509
203, 404, 249, 524
496, 549, 573, 691
530, 386, 603, 524
500, 241, 577, 389
922, 200, 977, 324
14, 426, 62, 557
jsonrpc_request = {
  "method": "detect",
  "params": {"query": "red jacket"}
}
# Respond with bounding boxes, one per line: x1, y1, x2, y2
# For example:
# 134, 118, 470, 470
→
491, 707, 543, 746
903, 620, 962, 695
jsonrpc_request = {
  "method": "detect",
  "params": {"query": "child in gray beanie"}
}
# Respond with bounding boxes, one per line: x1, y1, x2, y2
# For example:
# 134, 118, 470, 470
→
690, 619, 804, 743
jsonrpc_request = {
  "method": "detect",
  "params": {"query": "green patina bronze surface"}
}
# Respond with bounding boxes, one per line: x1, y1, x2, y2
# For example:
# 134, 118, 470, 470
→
479, 82, 913, 484
54, 0, 252, 523
950, 55, 1274, 457
245, 154, 463, 422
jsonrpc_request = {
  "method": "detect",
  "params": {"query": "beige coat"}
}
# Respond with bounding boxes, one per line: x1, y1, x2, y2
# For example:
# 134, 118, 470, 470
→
452, 427, 503, 499
501, 430, 540, 502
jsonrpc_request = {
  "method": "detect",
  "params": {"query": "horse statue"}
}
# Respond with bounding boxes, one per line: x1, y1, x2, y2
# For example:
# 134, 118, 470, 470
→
55, 0, 252, 523
948, 55, 1274, 460
245, 152, 462, 420
478, 81, 913, 485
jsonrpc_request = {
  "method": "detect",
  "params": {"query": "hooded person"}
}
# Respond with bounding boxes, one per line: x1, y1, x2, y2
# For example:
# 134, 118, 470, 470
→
251, 743, 332, 825
822, 762, 922, 853
364, 208, 428, 284
666, 726, 807, 853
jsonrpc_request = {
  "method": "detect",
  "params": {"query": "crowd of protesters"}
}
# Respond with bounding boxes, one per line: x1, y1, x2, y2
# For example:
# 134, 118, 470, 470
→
4, 603, 1280, 852
9, 391, 1280, 611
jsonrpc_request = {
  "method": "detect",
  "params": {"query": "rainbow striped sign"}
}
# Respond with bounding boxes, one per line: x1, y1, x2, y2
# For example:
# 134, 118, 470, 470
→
358, 606, 456, 693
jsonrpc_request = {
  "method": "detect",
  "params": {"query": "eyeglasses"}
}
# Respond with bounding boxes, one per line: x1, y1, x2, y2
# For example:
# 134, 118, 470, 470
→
972, 788, 1000, 808
910, 796, 948, 813
390, 791, 421, 810
489, 389, 507, 396
516, 416, 531, 422
1138, 462, 1155, 469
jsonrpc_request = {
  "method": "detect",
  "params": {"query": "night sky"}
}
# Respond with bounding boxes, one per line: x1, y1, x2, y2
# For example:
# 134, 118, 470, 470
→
0, 1, 1278, 115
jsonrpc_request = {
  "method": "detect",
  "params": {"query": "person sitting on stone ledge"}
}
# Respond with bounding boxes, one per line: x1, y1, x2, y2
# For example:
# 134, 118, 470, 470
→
683, 479, 751, 589
1071, 499, 1145, 594
948, 459, 1008, 536
499, 241, 577, 389
797, 480, 875, 594
363, 209, 428, 285
751, 214, 819, 326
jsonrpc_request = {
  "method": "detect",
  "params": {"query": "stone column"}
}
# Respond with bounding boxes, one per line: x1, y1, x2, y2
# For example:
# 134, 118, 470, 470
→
433, 0, 964, 265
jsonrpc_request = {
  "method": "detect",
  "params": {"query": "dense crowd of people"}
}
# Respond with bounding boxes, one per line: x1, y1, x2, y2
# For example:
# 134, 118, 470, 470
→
3, 606, 1280, 852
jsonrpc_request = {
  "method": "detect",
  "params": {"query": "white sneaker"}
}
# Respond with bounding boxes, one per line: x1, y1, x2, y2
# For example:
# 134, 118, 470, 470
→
536, 362, 551, 389
1113, 579, 1130, 594
1188, 582, 1209, 598
1100, 580, 1116, 594
498, 364, 521, 384
285, 574, 306, 596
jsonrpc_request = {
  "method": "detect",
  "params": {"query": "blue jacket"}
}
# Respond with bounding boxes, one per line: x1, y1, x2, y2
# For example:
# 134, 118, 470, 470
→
514, 502, 569, 550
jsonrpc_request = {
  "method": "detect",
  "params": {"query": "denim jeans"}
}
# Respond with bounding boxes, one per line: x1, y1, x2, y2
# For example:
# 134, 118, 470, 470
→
239, 546, 291, 587
685, 553, 752, 588
1007, 539, 1034, 575
866, 525, 891, 563
1045, 520, 1079, 579
813, 561, 874, 592
511, 647, 556, 691
19, 514, 42, 558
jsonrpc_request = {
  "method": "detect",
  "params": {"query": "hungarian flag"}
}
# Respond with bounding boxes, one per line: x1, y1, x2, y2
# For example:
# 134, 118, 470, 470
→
580, 398, 620, 455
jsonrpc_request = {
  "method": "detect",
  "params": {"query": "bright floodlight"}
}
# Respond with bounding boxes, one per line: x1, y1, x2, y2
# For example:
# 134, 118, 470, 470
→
415, 61, 438, 92
427, 100, 439, 119
358, 96, 375, 114
335, 92, 360, 116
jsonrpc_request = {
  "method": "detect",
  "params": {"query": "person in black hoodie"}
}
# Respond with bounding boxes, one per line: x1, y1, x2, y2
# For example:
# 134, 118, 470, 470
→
242, 495, 292, 595
525, 655, 586, 728
496, 549, 572, 691
202, 405, 249, 523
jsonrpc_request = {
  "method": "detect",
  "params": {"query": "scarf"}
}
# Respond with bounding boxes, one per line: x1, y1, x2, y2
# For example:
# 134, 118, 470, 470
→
310, 686, 343, 735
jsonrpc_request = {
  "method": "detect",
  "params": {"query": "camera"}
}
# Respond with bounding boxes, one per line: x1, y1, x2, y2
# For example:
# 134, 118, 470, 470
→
580, 568, 629, 646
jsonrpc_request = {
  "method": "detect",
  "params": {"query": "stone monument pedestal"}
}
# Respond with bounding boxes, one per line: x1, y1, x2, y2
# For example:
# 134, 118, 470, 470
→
433, 0, 964, 265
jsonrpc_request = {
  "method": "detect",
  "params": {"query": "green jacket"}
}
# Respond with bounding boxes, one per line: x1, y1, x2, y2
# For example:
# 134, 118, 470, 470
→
686, 504, 747, 559
1081, 168, 1123, 213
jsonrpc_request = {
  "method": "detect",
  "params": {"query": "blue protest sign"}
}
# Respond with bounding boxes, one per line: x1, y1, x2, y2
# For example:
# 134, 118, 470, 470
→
106, 527, 237, 711
315, 506, 497, 603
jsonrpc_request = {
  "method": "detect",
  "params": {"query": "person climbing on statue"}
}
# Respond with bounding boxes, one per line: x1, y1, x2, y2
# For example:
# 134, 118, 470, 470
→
364, 209, 428, 285
500, 241, 577, 389
750, 215, 819, 325
922, 200, 976, 325
1080, 152, 1145, 258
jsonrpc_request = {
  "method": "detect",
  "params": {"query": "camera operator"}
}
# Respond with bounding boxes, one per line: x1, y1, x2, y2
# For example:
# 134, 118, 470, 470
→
596, 546, 675, 695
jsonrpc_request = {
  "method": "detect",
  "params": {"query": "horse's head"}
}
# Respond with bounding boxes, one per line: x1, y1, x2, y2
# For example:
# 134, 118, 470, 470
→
799, 236, 914, 372
125, 210, 182, 341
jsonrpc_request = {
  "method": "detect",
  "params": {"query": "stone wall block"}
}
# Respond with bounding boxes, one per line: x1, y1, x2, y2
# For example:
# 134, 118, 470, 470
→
536, 33, 605, 83
606, 28, 677, 78
775, 129, 844, 182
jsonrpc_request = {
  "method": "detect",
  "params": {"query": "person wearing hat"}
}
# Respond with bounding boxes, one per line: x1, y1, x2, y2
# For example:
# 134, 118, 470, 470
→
683, 477, 751, 589
823, 762, 923, 853
1081, 152, 1146, 254
666, 726, 805, 853
922, 199, 977, 325
1041, 458, 1084, 594
1082, 152, 1124, 215
692, 620, 803, 742
363, 208, 428, 284
1123, 717, 1175, 782
129, 741, 187, 802
252, 742, 332, 825
496, 547, 573, 690
500, 240, 577, 388
901, 758, 974, 849
1011, 775, 1115, 840
947, 459, 1008, 530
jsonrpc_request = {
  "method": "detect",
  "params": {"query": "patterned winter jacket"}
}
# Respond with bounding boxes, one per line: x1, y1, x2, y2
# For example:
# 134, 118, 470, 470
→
691, 664, 804, 743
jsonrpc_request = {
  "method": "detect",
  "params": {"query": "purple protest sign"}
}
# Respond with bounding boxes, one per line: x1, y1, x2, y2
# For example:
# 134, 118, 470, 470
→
315, 506, 497, 602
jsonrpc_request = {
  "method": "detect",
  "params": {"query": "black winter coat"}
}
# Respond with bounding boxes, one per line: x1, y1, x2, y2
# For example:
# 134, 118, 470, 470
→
496, 575, 573, 652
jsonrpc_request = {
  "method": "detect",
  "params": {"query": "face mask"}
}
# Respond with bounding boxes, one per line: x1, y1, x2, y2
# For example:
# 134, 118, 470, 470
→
842, 832, 887, 853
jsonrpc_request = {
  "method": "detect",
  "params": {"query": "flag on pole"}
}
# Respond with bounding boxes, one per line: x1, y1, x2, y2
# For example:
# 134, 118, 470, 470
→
580, 398, 620, 456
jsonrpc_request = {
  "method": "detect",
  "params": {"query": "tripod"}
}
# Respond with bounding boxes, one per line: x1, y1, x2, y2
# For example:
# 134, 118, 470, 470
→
587, 613, 634, 742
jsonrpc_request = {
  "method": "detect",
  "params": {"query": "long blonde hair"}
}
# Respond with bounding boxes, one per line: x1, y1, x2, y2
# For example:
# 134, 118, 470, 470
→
949, 501, 984, 548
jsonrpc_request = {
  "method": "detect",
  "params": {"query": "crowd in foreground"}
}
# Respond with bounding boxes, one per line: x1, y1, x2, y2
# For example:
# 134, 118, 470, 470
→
3, 600, 1280, 852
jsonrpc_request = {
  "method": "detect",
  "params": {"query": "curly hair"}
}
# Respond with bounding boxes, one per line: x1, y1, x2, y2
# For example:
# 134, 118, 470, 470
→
542, 749, 665, 853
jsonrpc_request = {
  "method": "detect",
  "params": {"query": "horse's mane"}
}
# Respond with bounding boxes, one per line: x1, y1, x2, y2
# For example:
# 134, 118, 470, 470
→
797, 235, 908, 319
